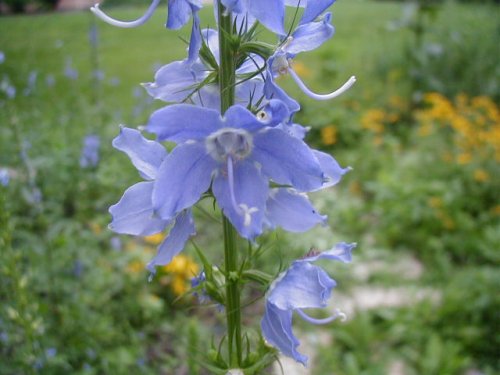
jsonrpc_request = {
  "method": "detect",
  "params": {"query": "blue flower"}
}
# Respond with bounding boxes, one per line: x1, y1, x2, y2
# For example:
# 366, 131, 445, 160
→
91, 0, 201, 30
0, 168, 9, 187
79, 134, 100, 168
268, 12, 356, 101
220, 0, 286, 35
144, 28, 264, 110
261, 242, 355, 366
146, 102, 327, 239
285, 0, 337, 25
107, 127, 196, 274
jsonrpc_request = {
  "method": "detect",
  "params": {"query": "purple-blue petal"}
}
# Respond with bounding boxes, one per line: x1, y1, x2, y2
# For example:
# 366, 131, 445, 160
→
109, 181, 168, 236
112, 127, 167, 180
313, 150, 351, 190
267, 261, 336, 310
252, 128, 324, 191
261, 303, 308, 366
266, 188, 327, 232
167, 0, 201, 29
300, 242, 356, 263
146, 210, 196, 272
153, 142, 217, 220
301, 0, 336, 25
147, 104, 222, 142
212, 160, 268, 239
287, 12, 334, 54
248, 0, 286, 35
143, 61, 207, 103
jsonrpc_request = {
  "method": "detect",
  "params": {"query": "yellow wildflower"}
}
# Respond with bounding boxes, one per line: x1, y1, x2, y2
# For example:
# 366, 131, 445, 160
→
427, 197, 443, 209
321, 125, 337, 145
290, 61, 311, 78
456, 153, 472, 165
127, 259, 145, 274
144, 233, 164, 245
473, 169, 490, 183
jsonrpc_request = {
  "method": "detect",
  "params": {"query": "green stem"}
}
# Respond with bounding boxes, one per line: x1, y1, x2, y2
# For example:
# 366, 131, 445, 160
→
217, 1, 242, 367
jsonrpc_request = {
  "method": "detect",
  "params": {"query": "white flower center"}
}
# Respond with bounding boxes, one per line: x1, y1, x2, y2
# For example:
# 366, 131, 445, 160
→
206, 128, 253, 162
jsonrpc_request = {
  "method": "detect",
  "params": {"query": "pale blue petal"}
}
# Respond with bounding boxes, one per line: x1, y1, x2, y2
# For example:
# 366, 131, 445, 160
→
234, 78, 264, 107
146, 210, 196, 272
248, 0, 285, 35
266, 188, 327, 232
223, 105, 265, 132
301, 0, 336, 24
109, 181, 168, 236
147, 104, 222, 142
264, 70, 300, 115
112, 127, 167, 180
267, 262, 336, 310
167, 0, 199, 29
287, 12, 334, 54
300, 242, 356, 263
187, 13, 202, 63
212, 160, 268, 239
252, 128, 324, 191
221, 0, 245, 13
259, 99, 290, 127
153, 142, 217, 220
261, 303, 308, 366
313, 150, 350, 190
277, 122, 308, 140
143, 61, 207, 103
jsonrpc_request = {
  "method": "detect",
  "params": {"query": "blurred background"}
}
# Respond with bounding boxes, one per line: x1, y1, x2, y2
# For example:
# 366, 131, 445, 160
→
0, 0, 499, 374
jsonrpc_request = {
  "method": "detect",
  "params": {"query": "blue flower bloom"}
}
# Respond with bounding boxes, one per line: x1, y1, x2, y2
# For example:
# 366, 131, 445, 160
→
261, 242, 355, 365
144, 28, 264, 110
107, 127, 196, 274
146, 102, 327, 239
220, 0, 286, 35
268, 12, 356, 101
285, 0, 337, 25
79, 134, 100, 168
0, 168, 9, 187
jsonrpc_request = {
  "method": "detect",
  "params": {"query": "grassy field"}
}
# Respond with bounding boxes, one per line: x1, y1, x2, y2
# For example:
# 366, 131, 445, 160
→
1, 1, 499, 374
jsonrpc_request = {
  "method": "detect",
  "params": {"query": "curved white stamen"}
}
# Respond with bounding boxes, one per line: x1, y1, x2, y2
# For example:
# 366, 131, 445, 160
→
296, 308, 347, 325
91, 0, 161, 28
288, 69, 356, 101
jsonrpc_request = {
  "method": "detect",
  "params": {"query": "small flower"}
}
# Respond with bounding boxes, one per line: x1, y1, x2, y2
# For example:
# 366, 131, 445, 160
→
79, 134, 100, 168
261, 242, 355, 366
108, 127, 196, 275
0, 168, 9, 187
267, 12, 356, 101
146, 102, 329, 239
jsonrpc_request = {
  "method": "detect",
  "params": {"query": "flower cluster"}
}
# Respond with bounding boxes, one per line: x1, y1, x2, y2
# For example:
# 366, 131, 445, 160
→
95, 0, 356, 367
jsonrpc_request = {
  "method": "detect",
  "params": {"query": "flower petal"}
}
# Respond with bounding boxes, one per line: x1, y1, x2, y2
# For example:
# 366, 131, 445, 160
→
300, 0, 336, 25
267, 261, 336, 310
146, 104, 222, 142
248, 0, 286, 35
301, 242, 356, 263
112, 127, 167, 180
143, 61, 207, 103
109, 181, 168, 236
266, 188, 327, 232
252, 128, 324, 191
146, 210, 196, 272
212, 160, 268, 239
261, 302, 308, 366
167, 0, 200, 29
153, 142, 217, 220
287, 12, 334, 54
312, 150, 351, 190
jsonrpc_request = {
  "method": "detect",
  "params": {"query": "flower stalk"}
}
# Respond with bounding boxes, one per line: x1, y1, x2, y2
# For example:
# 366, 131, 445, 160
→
218, 1, 243, 367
